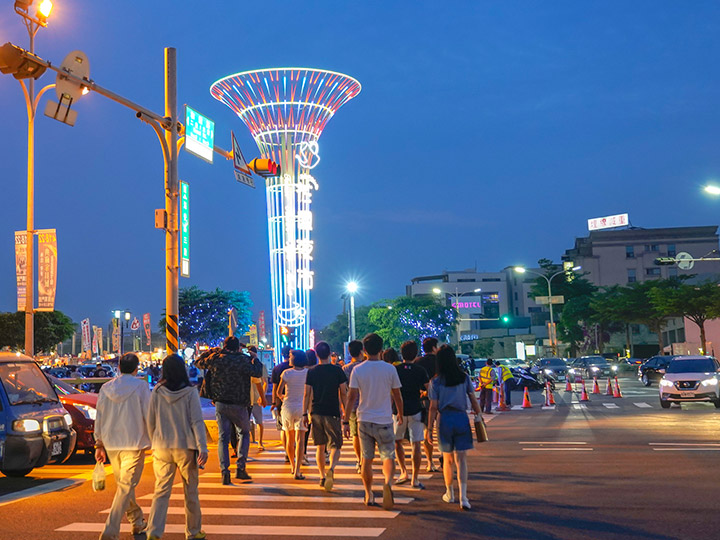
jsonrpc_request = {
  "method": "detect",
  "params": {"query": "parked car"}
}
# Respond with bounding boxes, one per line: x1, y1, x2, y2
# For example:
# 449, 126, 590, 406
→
47, 375, 98, 454
568, 356, 617, 381
659, 356, 720, 408
42, 366, 71, 379
0, 353, 76, 477
536, 358, 569, 380
638, 355, 675, 386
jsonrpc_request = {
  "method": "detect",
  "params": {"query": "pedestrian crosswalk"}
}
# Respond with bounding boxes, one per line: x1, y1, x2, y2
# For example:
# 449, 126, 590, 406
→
54, 414, 441, 538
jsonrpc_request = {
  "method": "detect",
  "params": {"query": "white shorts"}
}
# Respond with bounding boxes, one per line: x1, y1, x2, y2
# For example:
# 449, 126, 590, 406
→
393, 412, 425, 443
281, 405, 307, 432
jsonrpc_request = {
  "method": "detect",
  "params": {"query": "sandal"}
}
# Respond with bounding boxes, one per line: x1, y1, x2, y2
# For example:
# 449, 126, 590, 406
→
395, 475, 409, 485
293, 473, 306, 480
364, 494, 377, 506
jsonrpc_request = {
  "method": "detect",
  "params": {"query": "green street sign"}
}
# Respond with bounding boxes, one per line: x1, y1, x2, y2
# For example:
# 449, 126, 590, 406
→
185, 106, 214, 163
180, 181, 190, 278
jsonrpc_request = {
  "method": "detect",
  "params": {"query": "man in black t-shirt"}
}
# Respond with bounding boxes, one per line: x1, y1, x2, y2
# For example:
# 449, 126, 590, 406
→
414, 336, 440, 472
303, 341, 348, 492
395, 341, 430, 488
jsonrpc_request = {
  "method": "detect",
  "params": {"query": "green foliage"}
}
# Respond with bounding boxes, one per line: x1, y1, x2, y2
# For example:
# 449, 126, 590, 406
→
159, 286, 253, 347
316, 305, 375, 354
472, 338, 495, 358
367, 296, 457, 349
0, 311, 75, 354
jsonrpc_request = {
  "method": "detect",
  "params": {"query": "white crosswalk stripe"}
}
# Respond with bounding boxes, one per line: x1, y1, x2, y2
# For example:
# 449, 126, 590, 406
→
603, 403, 620, 409
634, 402, 653, 408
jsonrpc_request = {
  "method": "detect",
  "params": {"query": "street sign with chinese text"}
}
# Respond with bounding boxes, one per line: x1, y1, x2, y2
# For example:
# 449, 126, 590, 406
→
185, 106, 214, 163
37, 229, 57, 311
588, 213, 629, 231
143, 313, 151, 346
535, 295, 564, 305
14, 231, 26, 311
180, 181, 190, 278
231, 131, 254, 188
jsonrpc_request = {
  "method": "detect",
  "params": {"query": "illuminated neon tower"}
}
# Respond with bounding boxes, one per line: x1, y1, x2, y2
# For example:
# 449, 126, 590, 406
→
211, 68, 361, 350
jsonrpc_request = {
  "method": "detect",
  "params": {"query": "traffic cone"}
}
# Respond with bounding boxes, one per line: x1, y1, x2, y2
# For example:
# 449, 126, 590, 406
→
592, 377, 601, 394
493, 386, 499, 405
580, 379, 590, 402
565, 378, 573, 392
544, 381, 556, 406
497, 382, 511, 412
548, 385, 556, 405
605, 377, 613, 395
613, 376, 623, 398
522, 387, 532, 408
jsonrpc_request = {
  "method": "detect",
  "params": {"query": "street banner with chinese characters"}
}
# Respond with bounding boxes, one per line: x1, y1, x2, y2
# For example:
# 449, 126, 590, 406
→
588, 213, 629, 231
143, 313, 151, 346
258, 310, 266, 342
81, 318, 91, 352
180, 181, 190, 278
37, 229, 57, 311
112, 318, 120, 353
92, 326, 99, 355
14, 231, 27, 311
95, 326, 103, 355
244, 324, 258, 347
547, 322, 558, 348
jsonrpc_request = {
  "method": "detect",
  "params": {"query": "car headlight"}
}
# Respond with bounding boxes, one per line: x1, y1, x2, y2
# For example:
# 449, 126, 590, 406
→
660, 379, 674, 387
569, 369, 575, 374
13, 419, 41, 433
75, 404, 97, 420
591, 367, 600, 372
611, 365, 618, 372
544, 369, 553, 375
701, 377, 718, 387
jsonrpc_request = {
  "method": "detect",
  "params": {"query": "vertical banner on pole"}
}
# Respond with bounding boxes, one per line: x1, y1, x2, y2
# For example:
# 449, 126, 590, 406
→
14, 231, 27, 311
81, 318, 91, 352
180, 181, 190, 278
96, 326, 103, 355
92, 326, 99, 355
112, 318, 120, 354
36, 229, 57, 311
258, 310, 266, 342
228, 307, 238, 337
143, 313, 151, 346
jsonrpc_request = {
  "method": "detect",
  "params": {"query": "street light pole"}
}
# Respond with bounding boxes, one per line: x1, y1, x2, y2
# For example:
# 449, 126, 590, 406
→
346, 282, 358, 341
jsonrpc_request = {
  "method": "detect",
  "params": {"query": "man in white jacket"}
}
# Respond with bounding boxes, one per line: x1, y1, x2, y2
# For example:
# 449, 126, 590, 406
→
95, 353, 151, 540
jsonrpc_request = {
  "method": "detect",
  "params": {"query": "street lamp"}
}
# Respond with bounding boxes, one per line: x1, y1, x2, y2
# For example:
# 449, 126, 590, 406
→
6, 0, 55, 357
704, 184, 720, 196
346, 282, 358, 341
513, 265, 581, 355
112, 309, 132, 356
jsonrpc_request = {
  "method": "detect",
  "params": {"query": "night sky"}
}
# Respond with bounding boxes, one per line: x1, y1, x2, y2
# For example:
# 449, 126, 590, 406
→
2, 1, 720, 335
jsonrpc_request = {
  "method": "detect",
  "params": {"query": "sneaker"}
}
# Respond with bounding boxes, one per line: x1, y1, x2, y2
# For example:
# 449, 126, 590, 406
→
236, 468, 252, 482
221, 471, 231, 485
442, 491, 455, 504
425, 464, 440, 473
412, 482, 425, 490
460, 498, 471, 510
382, 483, 394, 510
324, 469, 334, 492
187, 532, 207, 540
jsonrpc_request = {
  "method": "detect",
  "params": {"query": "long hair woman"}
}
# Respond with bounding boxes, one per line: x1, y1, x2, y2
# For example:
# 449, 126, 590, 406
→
277, 349, 309, 479
146, 354, 208, 540
427, 345, 481, 510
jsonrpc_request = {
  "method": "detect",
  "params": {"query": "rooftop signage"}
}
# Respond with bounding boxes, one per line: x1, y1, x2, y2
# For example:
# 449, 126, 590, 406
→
588, 213, 629, 231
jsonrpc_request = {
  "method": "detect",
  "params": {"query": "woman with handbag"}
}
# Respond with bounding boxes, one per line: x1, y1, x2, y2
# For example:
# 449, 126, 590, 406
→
146, 354, 208, 540
428, 345, 482, 511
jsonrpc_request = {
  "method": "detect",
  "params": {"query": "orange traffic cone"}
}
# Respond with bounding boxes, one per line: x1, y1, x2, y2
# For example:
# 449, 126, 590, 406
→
522, 387, 533, 408
592, 377, 601, 394
613, 376, 623, 398
544, 382, 556, 406
605, 377, 613, 395
580, 380, 590, 402
565, 378, 573, 392
493, 386, 499, 405
497, 382, 511, 412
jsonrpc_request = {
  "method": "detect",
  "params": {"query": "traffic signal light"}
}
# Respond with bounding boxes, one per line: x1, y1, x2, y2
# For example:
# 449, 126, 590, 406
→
0, 42, 47, 80
280, 326, 289, 344
654, 257, 676, 266
501, 314, 511, 324
247, 158, 280, 178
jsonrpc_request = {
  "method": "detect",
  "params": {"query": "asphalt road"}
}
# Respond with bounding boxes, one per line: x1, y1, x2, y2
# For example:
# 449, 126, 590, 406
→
1, 375, 718, 539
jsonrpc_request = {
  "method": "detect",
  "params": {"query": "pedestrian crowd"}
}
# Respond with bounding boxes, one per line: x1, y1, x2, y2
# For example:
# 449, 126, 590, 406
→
93, 332, 481, 540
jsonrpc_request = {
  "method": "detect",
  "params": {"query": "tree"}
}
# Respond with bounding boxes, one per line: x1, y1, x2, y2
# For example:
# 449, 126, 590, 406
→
472, 338, 495, 358
0, 310, 75, 354
159, 286, 253, 347
367, 296, 457, 349
316, 305, 375, 354
650, 280, 720, 354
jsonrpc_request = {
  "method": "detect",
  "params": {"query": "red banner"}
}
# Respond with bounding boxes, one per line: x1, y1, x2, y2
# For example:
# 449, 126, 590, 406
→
143, 313, 151, 346
258, 310, 266, 341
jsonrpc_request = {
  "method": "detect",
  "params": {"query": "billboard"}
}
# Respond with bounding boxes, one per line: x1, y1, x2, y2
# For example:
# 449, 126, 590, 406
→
588, 213, 629, 231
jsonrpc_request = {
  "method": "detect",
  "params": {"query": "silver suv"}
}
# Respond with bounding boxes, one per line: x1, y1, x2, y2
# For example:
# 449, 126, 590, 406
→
659, 356, 720, 409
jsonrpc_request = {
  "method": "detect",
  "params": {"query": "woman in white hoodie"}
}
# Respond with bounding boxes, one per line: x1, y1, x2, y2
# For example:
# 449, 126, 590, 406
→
146, 354, 208, 540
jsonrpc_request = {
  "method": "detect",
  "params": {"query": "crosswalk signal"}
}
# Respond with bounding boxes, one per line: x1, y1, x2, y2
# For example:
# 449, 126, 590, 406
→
247, 158, 280, 178
280, 326, 290, 344
0, 42, 47, 80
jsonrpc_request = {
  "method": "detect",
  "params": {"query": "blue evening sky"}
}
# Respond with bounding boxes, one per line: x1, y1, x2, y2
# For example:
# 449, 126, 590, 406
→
2, 1, 720, 334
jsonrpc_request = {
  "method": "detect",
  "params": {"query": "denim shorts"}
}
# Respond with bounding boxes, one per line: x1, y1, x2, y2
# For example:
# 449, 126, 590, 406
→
437, 410, 473, 453
358, 421, 395, 461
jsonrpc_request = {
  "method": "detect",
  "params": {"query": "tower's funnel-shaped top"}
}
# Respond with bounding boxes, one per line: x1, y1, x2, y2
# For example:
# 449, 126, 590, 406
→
210, 68, 360, 350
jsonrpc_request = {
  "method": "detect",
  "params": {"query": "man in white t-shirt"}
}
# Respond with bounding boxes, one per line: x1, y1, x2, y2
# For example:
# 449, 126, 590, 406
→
344, 333, 404, 510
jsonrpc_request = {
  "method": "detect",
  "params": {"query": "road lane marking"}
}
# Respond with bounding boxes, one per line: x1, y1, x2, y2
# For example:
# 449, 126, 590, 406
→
634, 402, 653, 408
511, 405, 524, 410
649, 443, 720, 446
0, 478, 84, 507
182, 482, 421, 492
139, 492, 414, 504
56, 523, 387, 537
200, 473, 432, 480
651, 448, 720, 451
521, 448, 593, 451
518, 442, 588, 445
572, 404, 587, 409
101, 506, 399, 518
603, 403, 620, 409
542, 406, 556, 410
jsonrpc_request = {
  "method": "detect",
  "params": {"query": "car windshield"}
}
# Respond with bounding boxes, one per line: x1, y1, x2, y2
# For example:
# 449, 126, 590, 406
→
48, 375, 82, 395
584, 357, 609, 366
540, 359, 565, 367
0, 362, 59, 405
667, 359, 716, 373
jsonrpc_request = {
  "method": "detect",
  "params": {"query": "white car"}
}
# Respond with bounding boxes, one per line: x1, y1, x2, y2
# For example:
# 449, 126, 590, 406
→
658, 356, 720, 409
